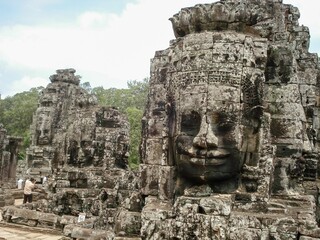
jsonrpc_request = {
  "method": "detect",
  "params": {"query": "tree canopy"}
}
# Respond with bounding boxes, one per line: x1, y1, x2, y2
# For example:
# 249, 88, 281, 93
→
0, 87, 43, 158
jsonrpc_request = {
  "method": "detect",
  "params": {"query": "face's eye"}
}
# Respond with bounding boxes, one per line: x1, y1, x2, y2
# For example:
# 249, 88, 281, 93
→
210, 112, 236, 134
216, 121, 235, 133
181, 111, 201, 136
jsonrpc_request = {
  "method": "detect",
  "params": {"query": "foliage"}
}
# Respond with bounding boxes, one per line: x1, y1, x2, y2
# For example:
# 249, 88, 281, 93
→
92, 78, 149, 112
126, 107, 143, 169
0, 87, 42, 156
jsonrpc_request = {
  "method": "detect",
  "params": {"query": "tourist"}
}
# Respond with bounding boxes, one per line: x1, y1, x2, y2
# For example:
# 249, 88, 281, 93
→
42, 175, 47, 186
23, 177, 37, 204
17, 179, 24, 189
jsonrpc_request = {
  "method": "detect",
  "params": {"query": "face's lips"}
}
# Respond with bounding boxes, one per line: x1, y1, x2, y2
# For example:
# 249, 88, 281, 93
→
184, 148, 231, 166
187, 148, 230, 158
189, 157, 227, 166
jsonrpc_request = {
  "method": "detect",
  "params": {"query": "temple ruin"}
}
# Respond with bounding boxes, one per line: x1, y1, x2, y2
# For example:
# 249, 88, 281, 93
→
1, 0, 320, 239
140, 0, 320, 239
1, 69, 142, 239
0, 124, 22, 207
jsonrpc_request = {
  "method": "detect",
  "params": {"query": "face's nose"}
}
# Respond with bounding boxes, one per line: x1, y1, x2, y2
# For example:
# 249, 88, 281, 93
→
40, 130, 45, 137
78, 147, 84, 159
193, 115, 218, 149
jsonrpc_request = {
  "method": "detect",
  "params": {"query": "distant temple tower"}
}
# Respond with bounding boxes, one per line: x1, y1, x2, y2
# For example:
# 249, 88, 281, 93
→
24, 69, 141, 237
26, 68, 99, 179
0, 124, 22, 206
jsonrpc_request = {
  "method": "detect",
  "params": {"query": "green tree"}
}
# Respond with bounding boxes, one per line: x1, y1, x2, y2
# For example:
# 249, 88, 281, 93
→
126, 107, 144, 168
0, 87, 42, 158
126, 78, 149, 110
92, 78, 149, 111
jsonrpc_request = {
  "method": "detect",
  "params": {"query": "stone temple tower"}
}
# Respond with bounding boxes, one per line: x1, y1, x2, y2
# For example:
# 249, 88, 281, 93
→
0, 124, 21, 206
140, 0, 320, 239
2, 69, 142, 238
26, 69, 136, 224
27, 69, 130, 178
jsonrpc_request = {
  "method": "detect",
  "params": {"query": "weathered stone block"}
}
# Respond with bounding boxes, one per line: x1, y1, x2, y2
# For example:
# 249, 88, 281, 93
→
199, 195, 233, 216
142, 197, 174, 221
229, 228, 262, 240
140, 164, 159, 196
114, 238, 141, 240
229, 213, 262, 228
300, 237, 320, 240
144, 139, 163, 165
105, 208, 118, 224
60, 215, 77, 225
56, 180, 70, 188
121, 191, 143, 212
115, 211, 141, 237
158, 166, 176, 200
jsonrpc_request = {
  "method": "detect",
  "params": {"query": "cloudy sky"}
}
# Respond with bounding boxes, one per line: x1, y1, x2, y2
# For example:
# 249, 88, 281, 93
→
0, 0, 319, 98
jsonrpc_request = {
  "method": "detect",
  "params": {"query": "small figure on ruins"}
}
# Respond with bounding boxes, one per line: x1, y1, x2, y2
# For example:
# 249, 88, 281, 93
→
23, 177, 37, 204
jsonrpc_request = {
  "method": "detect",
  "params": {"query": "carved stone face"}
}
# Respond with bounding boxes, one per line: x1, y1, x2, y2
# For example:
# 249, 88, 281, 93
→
78, 140, 95, 166
35, 108, 52, 145
168, 32, 266, 186
174, 85, 250, 183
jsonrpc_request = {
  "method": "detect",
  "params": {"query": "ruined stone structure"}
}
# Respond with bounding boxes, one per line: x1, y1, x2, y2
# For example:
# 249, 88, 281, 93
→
0, 124, 22, 207
140, 0, 320, 239
0, 124, 22, 206
2, 1, 320, 239
0, 125, 21, 186
26, 68, 99, 180
1, 69, 142, 239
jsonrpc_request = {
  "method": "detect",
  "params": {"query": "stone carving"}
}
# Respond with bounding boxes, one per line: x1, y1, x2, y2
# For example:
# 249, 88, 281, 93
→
1, 69, 142, 239
141, 0, 320, 239
1, 0, 320, 239
26, 68, 98, 179
0, 124, 22, 206
172, 33, 264, 193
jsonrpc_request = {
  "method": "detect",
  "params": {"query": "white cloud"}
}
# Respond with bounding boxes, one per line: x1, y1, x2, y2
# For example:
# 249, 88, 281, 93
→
77, 11, 113, 28
0, 0, 319, 98
10, 76, 48, 95
0, 0, 216, 98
